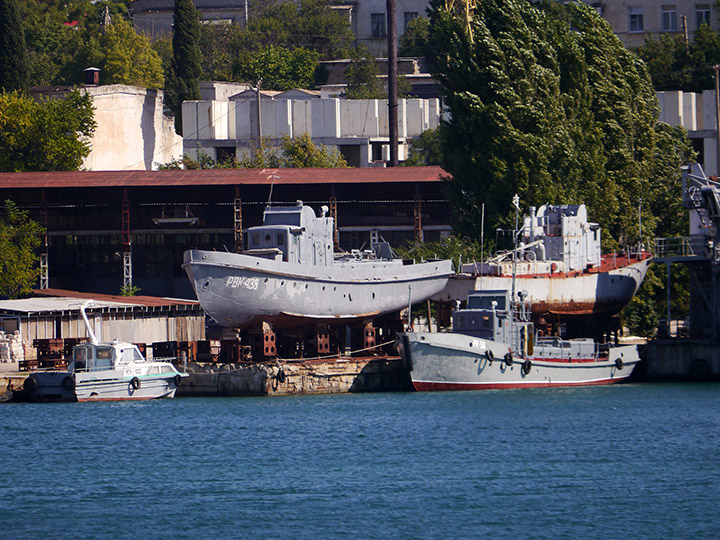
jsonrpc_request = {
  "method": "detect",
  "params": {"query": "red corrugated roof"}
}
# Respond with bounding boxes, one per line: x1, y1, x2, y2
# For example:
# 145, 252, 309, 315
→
0, 167, 449, 189
33, 288, 199, 307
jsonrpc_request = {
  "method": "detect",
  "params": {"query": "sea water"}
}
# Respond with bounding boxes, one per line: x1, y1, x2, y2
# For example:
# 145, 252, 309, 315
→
1, 384, 719, 539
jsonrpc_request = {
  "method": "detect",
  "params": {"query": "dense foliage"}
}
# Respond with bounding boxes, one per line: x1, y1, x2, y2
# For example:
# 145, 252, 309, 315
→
404, 128, 443, 166
159, 134, 347, 169
636, 25, 720, 92
343, 45, 385, 99
0, 0, 29, 93
427, 0, 694, 251
0, 201, 44, 299
165, 0, 202, 135
234, 45, 320, 91
85, 16, 164, 88
0, 90, 96, 171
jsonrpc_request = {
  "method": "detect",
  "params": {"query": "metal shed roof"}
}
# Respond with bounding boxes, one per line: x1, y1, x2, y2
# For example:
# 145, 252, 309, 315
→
0, 290, 199, 316
0, 167, 448, 189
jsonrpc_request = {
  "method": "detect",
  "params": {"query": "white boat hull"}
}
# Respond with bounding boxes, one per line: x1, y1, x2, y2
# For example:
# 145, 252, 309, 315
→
183, 250, 453, 328
398, 332, 640, 391
26, 370, 183, 402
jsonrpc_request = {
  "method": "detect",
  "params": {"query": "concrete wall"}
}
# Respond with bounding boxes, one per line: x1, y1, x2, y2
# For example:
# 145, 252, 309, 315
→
183, 96, 441, 166
82, 85, 183, 171
658, 90, 719, 176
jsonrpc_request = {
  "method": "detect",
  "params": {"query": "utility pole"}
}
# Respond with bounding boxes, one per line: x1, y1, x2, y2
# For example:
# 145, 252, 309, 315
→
256, 79, 263, 148
387, 0, 399, 166
244, 0, 248, 25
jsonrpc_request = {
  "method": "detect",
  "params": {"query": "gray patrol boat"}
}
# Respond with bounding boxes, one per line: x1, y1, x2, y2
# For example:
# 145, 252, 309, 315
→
183, 201, 454, 329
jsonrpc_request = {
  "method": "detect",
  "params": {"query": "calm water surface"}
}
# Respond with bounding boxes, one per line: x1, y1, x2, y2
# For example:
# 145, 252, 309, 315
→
1, 384, 719, 539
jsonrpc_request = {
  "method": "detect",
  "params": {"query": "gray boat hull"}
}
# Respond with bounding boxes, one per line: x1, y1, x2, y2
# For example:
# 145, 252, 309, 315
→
183, 250, 453, 328
398, 332, 640, 391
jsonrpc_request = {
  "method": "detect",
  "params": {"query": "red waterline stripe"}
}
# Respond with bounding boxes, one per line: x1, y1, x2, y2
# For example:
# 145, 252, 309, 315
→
412, 378, 628, 391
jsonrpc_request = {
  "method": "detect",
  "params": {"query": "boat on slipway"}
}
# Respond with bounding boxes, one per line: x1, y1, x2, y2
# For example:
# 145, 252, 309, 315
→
434, 204, 652, 318
397, 288, 639, 391
23, 301, 187, 402
183, 201, 454, 329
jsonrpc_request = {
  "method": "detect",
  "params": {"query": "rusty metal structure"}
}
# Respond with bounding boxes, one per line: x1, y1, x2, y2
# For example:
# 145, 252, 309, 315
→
0, 168, 452, 302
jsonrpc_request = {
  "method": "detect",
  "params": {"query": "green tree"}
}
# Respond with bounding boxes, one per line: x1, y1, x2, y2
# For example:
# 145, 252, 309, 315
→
165, 0, 202, 135
427, 0, 691, 250
0, 200, 44, 299
85, 16, 164, 88
0, 0, 29, 93
404, 128, 443, 166
280, 133, 347, 167
235, 45, 320, 90
0, 90, 96, 171
232, 0, 353, 61
399, 15, 430, 57
343, 45, 385, 99
636, 25, 720, 91
159, 134, 347, 169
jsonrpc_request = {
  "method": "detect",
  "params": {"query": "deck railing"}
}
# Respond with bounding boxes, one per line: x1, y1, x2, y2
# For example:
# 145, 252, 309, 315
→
653, 236, 707, 260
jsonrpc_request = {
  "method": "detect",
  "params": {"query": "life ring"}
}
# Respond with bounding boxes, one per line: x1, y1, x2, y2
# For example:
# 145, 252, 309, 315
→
504, 352, 513, 366
522, 359, 532, 375
485, 349, 494, 363
62, 376, 75, 391
615, 358, 624, 370
173, 374, 182, 387
277, 369, 287, 383
130, 377, 141, 390
23, 377, 37, 392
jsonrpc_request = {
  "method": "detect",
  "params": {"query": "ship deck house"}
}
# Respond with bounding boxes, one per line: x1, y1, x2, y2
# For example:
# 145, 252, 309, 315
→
0, 167, 452, 299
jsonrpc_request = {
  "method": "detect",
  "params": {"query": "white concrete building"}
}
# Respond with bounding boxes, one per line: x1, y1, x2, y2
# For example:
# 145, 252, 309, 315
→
657, 90, 719, 175
30, 84, 183, 171
182, 91, 443, 167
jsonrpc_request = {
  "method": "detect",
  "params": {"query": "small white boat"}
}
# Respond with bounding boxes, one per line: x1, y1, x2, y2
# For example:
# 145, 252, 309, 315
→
397, 288, 640, 391
23, 301, 188, 402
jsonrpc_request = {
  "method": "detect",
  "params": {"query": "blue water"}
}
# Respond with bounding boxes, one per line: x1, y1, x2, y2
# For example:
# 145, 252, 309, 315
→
1, 384, 719, 539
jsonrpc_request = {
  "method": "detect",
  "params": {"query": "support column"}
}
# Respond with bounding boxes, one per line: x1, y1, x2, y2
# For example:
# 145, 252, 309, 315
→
40, 190, 49, 289
330, 196, 339, 250
234, 188, 243, 252
414, 195, 423, 242
122, 188, 133, 289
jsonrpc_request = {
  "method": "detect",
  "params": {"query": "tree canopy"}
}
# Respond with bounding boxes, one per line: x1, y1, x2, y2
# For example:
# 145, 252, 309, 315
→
0, 200, 44, 299
0, 0, 29, 93
159, 134, 347, 169
0, 90, 96, 171
234, 45, 320, 91
165, 0, 202, 135
85, 16, 164, 88
636, 25, 720, 92
427, 0, 693, 250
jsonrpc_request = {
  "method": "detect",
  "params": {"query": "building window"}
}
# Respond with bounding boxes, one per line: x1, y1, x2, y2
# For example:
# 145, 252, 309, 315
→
404, 11, 418, 32
697, 4, 711, 28
662, 5, 678, 31
371, 13, 386, 37
629, 7, 644, 32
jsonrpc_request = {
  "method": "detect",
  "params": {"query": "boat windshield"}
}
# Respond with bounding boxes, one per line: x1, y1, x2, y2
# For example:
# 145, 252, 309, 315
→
120, 347, 145, 363
467, 295, 506, 311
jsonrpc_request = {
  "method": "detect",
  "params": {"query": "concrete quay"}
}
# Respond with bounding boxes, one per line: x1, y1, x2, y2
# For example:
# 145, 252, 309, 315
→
178, 356, 411, 397
1, 355, 412, 401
